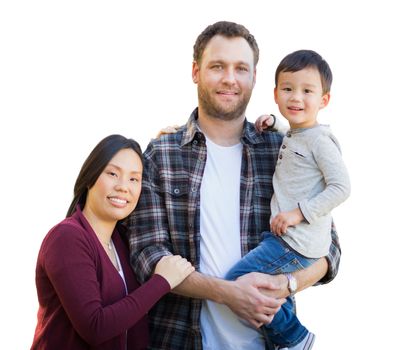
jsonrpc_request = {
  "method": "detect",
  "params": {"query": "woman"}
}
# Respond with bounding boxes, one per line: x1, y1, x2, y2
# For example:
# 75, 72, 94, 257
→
31, 135, 194, 349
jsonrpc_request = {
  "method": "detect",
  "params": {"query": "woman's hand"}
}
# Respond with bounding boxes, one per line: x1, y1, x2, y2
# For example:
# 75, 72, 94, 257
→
154, 255, 195, 289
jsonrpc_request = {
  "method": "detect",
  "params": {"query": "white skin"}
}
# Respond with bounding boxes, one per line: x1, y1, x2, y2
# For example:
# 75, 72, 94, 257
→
155, 42, 331, 326
256, 67, 330, 235
83, 148, 194, 289
167, 35, 329, 328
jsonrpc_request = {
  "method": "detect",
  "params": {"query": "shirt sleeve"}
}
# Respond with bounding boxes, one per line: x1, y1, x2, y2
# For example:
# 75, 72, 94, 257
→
42, 224, 171, 346
317, 221, 341, 284
298, 133, 351, 223
125, 141, 173, 283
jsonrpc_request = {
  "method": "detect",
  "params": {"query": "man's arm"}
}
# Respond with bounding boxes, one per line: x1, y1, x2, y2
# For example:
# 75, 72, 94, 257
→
173, 271, 285, 328
126, 142, 174, 283
255, 226, 339, 300
126, 140, 285, 328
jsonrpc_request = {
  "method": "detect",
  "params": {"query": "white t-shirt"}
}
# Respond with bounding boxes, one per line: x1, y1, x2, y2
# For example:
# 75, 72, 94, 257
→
200, 137, 264, 350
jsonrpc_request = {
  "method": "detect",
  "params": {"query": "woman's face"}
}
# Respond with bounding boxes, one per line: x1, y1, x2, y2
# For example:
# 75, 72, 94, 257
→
84, 148, 143, 224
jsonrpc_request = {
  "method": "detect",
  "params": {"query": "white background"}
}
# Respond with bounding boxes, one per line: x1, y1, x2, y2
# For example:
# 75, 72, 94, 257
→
1, 0, 401, 348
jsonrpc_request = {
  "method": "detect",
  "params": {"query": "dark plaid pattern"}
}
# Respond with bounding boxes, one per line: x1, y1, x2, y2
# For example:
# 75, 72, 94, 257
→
125, 108, 341, 350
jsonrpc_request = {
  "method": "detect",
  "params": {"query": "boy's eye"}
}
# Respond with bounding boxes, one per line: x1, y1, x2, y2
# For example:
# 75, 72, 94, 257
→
108, 171, 117, 177
304, 89, 312, 93
282, 87, 291, 91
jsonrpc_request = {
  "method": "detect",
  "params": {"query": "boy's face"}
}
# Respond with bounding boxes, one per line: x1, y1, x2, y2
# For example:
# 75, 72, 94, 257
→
274, 67, 330, 129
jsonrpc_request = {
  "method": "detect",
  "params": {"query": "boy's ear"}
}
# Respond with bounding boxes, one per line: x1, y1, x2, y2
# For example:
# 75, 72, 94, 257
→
273, 87, 279, 104
320, 93, 331, 109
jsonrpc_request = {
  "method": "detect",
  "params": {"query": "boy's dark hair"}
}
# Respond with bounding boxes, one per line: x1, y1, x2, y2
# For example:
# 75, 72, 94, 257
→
193, 21, 259, 66
275, 50, 332, 94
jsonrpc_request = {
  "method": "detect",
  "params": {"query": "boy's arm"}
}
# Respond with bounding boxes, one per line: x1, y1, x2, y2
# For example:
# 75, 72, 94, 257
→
298, 134, 351, 223
255, 114, 288, 135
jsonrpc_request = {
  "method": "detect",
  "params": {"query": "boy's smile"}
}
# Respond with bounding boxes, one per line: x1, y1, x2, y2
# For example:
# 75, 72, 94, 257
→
274, 67, 330, 129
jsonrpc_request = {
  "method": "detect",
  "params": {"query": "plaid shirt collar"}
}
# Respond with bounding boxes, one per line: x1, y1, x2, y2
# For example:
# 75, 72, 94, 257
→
181, 108, 269, 147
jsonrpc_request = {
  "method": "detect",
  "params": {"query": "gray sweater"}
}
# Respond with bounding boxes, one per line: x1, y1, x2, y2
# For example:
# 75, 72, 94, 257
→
271, 125, 350, 258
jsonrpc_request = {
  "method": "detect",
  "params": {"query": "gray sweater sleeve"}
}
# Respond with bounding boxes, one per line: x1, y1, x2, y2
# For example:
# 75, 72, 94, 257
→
298, 133, 351, 223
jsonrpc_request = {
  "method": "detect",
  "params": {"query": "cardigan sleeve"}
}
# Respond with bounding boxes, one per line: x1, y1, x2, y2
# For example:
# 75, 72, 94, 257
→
42, 223, 170, 346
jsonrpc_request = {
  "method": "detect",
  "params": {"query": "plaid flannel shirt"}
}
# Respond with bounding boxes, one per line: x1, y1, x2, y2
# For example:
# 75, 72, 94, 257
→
125, 108, 341, 350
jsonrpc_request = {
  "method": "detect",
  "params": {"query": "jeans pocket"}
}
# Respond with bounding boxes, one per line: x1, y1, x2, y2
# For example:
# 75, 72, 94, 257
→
272, 256, 305, 274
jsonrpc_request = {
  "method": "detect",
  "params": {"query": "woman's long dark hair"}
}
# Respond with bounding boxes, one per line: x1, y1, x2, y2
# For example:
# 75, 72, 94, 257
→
66, 134, 143, 217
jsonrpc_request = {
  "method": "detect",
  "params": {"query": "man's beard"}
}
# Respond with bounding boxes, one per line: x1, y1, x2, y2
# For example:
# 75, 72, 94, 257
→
198, 84, 252, 121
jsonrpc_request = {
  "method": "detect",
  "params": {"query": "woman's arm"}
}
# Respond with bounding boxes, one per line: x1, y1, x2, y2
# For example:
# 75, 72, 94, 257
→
42, 224, 171, 346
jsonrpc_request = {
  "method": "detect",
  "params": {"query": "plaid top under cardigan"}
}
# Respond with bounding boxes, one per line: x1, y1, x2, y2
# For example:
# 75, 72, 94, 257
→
126, 108, 341, 350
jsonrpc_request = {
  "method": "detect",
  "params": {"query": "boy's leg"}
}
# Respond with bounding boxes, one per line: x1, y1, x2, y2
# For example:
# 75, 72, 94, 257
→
226, 232, 314, 279
262, 297, 308, 347
225, 232, 316, 348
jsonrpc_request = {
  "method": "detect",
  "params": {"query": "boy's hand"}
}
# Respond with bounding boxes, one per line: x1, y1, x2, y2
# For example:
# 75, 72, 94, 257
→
255, 114, 275, 133
270, 208, 304, 235
155, 125, 180, 139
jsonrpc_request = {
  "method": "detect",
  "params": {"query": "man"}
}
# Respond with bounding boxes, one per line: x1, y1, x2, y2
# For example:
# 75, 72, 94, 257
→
126, 21, 340, 350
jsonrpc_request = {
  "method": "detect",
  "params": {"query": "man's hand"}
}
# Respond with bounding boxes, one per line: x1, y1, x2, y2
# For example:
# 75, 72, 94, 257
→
154, 125, 180, 139
223, 272, 286, 328
270, 208, 304, 235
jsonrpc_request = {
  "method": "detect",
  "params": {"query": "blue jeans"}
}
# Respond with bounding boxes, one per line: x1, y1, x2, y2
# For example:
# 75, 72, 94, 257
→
226, 232, 317, 348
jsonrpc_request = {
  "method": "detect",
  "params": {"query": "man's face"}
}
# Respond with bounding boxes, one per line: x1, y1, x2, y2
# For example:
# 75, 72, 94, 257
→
192, 35, 256, 121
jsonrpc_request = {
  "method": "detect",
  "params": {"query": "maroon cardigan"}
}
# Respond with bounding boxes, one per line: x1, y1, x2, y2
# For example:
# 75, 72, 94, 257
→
31, 206, 170, 350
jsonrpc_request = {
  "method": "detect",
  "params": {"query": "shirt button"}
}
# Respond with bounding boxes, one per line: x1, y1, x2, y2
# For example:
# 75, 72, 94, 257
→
286, 132, 292, 137
282, 144, 286, 149
193, 140, 198, 145
279, 154, 283, 159
191, 187, 197, 192
174, 188, 180, 194
199, 155, 205, 160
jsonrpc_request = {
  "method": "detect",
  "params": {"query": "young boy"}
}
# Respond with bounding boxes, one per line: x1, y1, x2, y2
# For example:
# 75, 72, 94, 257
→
226, 50, 351, 350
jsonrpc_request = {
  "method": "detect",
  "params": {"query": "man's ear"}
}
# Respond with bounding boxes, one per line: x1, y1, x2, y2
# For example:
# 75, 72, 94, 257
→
252, 68, 257, 88
192, 61, 199, 84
